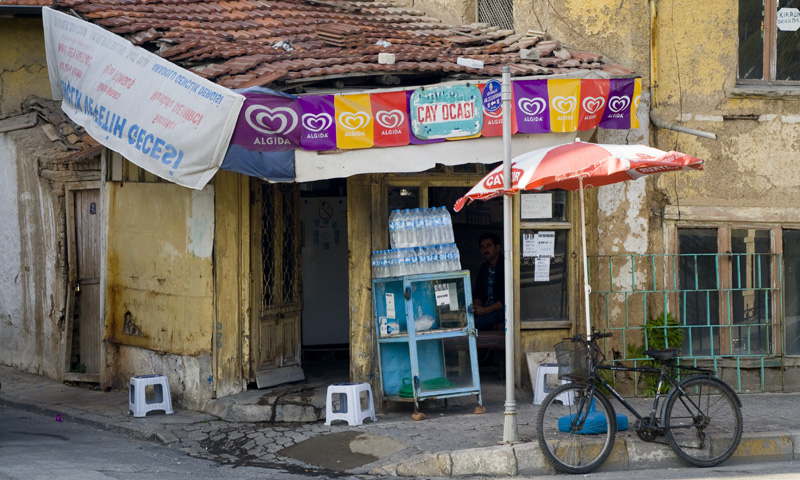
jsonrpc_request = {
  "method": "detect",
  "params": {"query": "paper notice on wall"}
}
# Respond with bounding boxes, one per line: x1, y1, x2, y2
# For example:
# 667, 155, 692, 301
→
535, 257, 550, 282
435, 283, 450, 306
523, 233, 536, 257
386, 293, 396, 319
448, 282, 459, 311
535, 231, 556, 257
520, 193, 553, 219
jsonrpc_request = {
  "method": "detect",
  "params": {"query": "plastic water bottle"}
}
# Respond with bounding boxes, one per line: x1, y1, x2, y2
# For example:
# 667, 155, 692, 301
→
376, 250, 387, 277
402, 209, 414, 248
431, 207, 444, 244
416, 246, 426, 274
436, 244, 447, 272
422, 208, 434, 246
441, 207, 454, 243
388, 210, 400, 249
410, 208, 422, 247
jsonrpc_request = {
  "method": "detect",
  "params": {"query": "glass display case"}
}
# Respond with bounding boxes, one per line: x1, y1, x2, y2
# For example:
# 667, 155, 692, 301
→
373, 271, 482, 412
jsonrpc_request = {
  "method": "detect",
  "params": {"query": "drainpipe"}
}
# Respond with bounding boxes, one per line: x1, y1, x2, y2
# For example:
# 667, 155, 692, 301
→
649, 1, 717, 141
650, 109, 718, 140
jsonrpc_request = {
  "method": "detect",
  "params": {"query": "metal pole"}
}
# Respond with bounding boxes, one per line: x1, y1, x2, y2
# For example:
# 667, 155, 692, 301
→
579, 177, 592, 340
501, 66, 517, 443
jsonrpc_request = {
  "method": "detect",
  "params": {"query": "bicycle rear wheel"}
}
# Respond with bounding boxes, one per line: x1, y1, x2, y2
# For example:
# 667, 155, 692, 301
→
663, 376, 743, 467
536, 383, 617, 474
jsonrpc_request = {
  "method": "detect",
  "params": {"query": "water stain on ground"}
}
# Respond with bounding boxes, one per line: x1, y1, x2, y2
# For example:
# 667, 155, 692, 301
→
278, 431, 406, 471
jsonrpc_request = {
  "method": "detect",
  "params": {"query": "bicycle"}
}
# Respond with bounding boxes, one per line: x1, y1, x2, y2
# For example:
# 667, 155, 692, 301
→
535, 331, 743, 474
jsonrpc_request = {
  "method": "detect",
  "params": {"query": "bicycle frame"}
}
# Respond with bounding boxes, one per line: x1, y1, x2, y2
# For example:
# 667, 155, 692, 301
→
590, 362, 715, 427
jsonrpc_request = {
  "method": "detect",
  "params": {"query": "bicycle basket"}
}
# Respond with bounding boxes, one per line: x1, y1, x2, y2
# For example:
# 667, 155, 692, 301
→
554, 340, 592, 381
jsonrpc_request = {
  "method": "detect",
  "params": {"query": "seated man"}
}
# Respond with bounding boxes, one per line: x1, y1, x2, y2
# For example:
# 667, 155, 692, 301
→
471, 233, 505, 332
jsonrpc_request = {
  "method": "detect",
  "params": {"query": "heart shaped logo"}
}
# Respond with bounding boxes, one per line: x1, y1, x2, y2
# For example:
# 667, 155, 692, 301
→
338, 111, 371, 130
552, 96, 577, 114
484, 105, 503, 118
634, 95, 641, 109
244, 105, 298, 135
609, 95, 631, 113
375, 109, 404, 129
582, 96, 605, 114
302, 112, 333, 133
518, 98, 547, 116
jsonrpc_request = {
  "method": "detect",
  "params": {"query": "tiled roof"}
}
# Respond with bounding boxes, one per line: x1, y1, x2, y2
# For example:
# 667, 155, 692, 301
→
0, 0, 53, 5
51, 0, 632, 92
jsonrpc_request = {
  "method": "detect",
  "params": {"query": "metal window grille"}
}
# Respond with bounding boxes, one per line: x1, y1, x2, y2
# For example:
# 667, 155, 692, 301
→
588, 252, 783, 395
259, 183, 277, 310
477, 0, 514, 31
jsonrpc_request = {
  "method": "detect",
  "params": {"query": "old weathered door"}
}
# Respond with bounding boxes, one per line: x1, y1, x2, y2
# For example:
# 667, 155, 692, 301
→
64, 183, 102, 382
250, 182, 304, 388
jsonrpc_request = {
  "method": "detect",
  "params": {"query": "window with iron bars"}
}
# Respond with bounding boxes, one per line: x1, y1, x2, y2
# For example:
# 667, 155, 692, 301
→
477, 0, 514, 31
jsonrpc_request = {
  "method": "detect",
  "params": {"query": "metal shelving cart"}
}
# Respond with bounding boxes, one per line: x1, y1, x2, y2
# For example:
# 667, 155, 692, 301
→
373, 270, 482, 417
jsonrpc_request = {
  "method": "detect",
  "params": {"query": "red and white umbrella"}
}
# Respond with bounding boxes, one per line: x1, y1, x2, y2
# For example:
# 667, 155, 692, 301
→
454, 140, 704, 337
455, 140, 703, 211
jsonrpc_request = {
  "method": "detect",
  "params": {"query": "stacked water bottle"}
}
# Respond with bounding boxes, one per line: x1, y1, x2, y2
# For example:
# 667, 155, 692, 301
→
372, 207, 462, 278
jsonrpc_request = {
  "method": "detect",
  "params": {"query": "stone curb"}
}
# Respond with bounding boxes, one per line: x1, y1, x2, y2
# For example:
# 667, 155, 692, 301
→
385, 431, 800, 477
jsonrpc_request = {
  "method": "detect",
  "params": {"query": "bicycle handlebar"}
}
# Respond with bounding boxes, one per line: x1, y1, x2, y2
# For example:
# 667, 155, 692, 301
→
564, 331, 613, 342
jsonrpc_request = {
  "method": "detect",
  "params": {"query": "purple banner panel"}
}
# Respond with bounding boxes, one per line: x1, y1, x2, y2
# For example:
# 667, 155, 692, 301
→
230, 89, 301, 151
599, 78, 635, 130
406, 90, 444, 145
297, 95, 337, 151
512, 79, 551, 134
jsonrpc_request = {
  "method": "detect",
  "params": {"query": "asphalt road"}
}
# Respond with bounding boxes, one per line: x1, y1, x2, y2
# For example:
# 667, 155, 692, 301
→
0, 404, 355, 480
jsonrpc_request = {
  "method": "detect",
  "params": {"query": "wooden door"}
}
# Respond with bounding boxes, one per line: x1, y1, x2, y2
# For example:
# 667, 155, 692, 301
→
64, 184, 102, 382
250, 182, 304, 388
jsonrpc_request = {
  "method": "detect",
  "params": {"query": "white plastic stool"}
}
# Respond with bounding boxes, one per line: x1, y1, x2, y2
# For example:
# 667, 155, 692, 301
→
533, 363, 574, 406
129, 374, 174, 418
324, 382, 376, 426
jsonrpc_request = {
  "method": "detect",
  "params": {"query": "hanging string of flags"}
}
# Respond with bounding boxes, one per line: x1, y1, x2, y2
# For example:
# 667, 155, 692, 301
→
230, 77, 642, 153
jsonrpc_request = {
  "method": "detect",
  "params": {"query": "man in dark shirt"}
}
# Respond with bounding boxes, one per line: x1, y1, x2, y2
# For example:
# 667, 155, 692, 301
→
472, 233, 505, 331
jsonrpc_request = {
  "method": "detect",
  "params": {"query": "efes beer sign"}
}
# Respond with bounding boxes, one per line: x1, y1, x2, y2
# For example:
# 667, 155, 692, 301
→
410, 84, 483, 140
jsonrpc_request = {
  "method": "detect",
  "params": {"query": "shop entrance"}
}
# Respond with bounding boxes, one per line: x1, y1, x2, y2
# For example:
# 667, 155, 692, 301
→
299, 180, 349, 373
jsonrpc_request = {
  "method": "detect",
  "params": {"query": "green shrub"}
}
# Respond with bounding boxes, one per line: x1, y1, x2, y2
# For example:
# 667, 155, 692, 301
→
626, 312, 684, 396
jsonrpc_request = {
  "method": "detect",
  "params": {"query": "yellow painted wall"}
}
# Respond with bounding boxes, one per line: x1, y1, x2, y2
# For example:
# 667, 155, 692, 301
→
104, 182, 214, 356
0, 18, 53, 117
652, 0, 800, 209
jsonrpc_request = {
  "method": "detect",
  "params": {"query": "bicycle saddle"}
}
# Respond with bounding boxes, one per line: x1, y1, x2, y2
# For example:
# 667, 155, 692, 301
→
644, 348, 678, 361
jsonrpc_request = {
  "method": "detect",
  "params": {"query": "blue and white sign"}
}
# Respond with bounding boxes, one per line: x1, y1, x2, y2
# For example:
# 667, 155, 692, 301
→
482, 79, 502, 113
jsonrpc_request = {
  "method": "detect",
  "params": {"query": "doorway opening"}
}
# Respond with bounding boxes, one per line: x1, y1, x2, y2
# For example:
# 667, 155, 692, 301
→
299, 178, 350, 383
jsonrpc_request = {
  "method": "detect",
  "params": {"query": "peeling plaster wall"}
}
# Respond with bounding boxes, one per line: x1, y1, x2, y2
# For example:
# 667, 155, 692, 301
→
110, 344, 212, 411
0, 19, 67, 379
104, 182, 215, 407
514, 0, 650, 79
410, 0, 475, 27
651, 0, 800, 210
0, 19, 54, 118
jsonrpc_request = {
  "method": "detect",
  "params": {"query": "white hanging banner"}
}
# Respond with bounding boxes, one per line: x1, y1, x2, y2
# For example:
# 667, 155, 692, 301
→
42, 8, 243, 190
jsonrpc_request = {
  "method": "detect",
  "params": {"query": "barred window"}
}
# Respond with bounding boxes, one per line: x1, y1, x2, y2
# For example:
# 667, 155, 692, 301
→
477, 0, 514, 31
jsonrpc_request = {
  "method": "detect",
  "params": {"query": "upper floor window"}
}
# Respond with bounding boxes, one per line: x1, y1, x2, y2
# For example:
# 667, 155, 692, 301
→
477, 0, 514, 31
739, 0, 800, 83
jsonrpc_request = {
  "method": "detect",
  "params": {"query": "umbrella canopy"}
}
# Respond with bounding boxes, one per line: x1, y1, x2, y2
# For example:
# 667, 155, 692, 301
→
454, 141, 703, 211
454, 140, 704, 338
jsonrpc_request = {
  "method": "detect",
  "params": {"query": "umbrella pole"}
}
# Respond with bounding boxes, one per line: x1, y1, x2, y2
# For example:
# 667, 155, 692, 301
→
579, 177, 592, 340
501, 66, 517, 443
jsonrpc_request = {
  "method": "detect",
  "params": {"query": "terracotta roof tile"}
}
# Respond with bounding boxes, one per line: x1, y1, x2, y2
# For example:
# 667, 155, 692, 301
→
51, 0, 626, 89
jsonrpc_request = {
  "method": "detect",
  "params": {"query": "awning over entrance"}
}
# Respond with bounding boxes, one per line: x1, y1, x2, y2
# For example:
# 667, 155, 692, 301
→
42, 8, 641, 187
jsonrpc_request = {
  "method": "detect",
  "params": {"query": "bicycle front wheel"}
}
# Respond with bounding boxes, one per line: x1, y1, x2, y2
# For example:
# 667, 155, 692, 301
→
536, 383, 617, 474
663, 376, 743, 467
